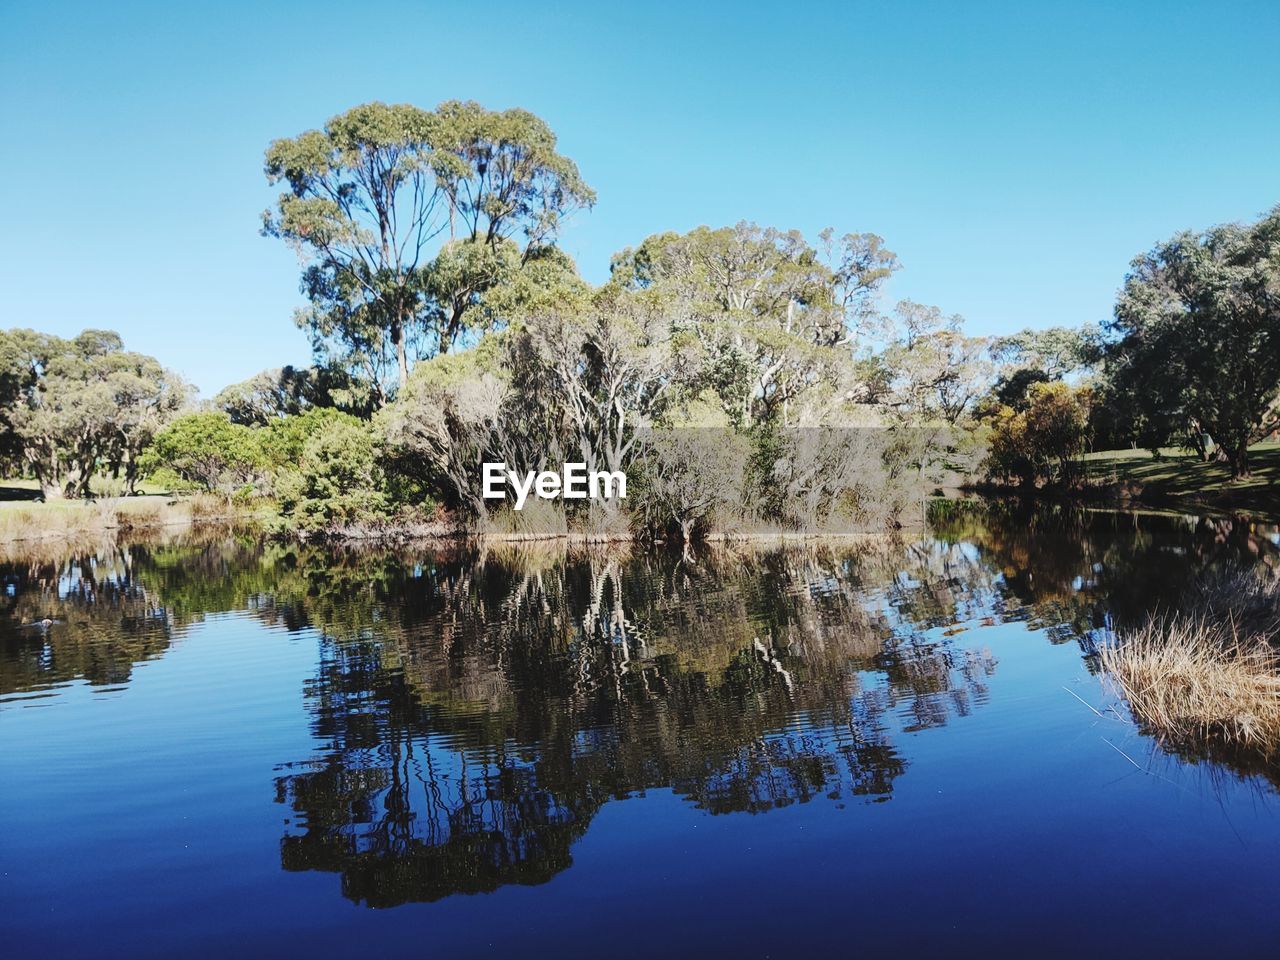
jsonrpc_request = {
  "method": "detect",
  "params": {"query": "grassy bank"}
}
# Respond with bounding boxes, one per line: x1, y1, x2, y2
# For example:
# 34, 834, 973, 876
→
1078, 442, 1280, 512
0, 489, 262, 544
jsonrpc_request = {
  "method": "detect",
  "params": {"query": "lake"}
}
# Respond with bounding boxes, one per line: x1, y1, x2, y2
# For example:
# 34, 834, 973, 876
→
2, 503, 1279, 957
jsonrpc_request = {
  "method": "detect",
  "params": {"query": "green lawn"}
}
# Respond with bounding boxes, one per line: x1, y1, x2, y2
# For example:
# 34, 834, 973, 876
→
1079, 441, 1280, 510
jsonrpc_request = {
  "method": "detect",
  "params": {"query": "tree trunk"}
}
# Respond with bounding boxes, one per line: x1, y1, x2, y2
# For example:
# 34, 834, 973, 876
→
392, 319, 409, 388
1230, 439, 1251, 479
679, 518, 697, 562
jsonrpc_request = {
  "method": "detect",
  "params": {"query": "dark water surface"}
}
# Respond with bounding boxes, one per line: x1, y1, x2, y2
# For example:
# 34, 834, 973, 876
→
3, 504, 1280, 958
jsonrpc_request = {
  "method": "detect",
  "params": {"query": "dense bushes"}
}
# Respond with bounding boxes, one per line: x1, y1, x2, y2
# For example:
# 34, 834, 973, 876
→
274, 416, 388, 530
982, 382, 1091, 488
139, 412, 265, 494
140, 408, 407, 534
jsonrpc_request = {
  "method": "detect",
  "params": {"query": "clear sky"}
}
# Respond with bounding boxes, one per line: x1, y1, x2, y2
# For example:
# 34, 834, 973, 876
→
2, 0, 1277, 395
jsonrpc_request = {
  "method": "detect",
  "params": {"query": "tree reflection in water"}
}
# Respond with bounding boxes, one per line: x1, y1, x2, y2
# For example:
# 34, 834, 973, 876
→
270, 541, 1003, 905
3, 504, 1279, 906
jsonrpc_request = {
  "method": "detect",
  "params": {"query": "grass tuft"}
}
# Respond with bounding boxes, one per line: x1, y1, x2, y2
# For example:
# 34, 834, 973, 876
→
1102, 571, 1280, 756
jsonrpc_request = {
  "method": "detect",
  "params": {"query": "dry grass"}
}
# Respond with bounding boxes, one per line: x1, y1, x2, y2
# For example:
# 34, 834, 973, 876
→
0, 494, 262, 544
1102, 616, 1280, 753
1102, 571, 1280, 756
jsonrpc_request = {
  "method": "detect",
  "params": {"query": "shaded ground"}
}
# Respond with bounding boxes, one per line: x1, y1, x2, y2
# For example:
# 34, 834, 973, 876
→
0, 483, 42, 502
1080, 442, 1280, 512
0, 478, 171, 503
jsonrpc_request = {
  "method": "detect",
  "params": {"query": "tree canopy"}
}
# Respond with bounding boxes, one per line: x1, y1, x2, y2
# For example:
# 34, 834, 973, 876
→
263, 100, 594, 404
0, 329, 188, 497
1102, 207, 1280, 476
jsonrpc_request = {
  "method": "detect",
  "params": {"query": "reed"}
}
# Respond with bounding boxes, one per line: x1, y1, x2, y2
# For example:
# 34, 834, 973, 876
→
1102, 573, 1280, 755
0, 495, 261, 544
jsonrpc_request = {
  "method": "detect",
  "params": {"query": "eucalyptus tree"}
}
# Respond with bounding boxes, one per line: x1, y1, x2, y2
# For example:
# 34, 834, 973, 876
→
213, 367, 313, 425
990, 324, 1098, 380
879, 301, 994, 425
378, 343, 513, 520
1105, 207, 1280, 477
609, 222, 898, 426
264, 100, 593, 405
516, 290, 682, 481
0, 328, 57, 470
381, 287, 684, 520
2, 329, 189, 498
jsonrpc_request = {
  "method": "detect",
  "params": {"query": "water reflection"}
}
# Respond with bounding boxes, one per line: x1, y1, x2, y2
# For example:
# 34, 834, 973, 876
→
2, 504, 1279, 907
267, 544, 1005, 905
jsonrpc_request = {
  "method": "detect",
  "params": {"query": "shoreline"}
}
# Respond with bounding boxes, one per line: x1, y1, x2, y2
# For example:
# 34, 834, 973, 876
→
0, 494, 925, 548
960, 481, 1280, 521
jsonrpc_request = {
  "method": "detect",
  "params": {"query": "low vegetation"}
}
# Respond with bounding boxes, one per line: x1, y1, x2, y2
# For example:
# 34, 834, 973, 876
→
1103, 571, 1280, 757
0, 493, 259, 544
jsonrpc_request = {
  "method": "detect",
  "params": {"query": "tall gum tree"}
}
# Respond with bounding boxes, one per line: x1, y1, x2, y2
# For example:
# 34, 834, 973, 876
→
608, 222, 898, 427
263, 101, 593, 405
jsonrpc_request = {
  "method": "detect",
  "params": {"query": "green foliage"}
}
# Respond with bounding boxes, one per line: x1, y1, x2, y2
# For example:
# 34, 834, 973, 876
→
1102, 207, 1280, 477
983, 382, 1091, 487
988, 367, 1052, 413
608, 222, 900, 426
275, 415, 389, 530
263, 100, 594, 402
0, 328, 189, 498
259, 407, 359, 468
213, 365, 315, 425
990, 325, 1098, 380
140, 413, 266, 493
877, 301, 993, 424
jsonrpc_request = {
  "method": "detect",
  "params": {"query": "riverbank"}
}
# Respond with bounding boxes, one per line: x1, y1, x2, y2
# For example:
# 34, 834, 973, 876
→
0, 492, 264, 544
0, 486, 922, 549
961, 442, 1280, 517
1076, 442, 1280, 513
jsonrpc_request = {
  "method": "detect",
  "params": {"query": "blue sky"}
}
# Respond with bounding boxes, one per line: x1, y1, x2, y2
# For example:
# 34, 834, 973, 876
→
2, 0, 1277, 395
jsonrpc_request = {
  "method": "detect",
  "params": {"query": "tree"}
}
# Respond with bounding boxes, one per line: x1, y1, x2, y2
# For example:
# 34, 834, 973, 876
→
990, 325, 1098, 380
1104, 208, 1280, 478
264, 101, 593, 404
0, 329, 58, 473
516, 293, 681, 482
139, 412, 265, 493
378, 344, 512, 520
259, 407, 363, 468
879, 301, 993, 424
213, 366, 314, 425
609, 222, 898, 426
983, 381, 1091, 487
275, 415, 389, 531
633, 429, 747, 549
3, 329, 188, 498
381, 291, 681, 522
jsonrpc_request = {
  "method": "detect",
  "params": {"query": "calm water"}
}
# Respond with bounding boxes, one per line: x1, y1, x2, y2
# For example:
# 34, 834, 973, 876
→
3, 504, 1280, 957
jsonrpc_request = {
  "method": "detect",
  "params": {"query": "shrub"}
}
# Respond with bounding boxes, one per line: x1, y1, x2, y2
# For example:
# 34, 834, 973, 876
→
275, 414, 389, 531
982, 382, 1090, 487
259, 407, 356, 468
1102, 569, 1280, 757
139, 412, 266, 493
1103, 616, 1280, 755
633, 429, 747, 543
